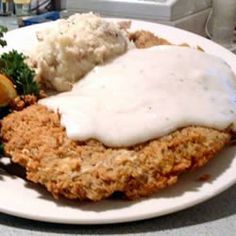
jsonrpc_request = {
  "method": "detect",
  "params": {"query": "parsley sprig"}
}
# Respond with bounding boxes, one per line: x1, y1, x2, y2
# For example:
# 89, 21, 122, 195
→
0, 50, 40, 96
0, 26, 7, 48
0, 25, 40, 156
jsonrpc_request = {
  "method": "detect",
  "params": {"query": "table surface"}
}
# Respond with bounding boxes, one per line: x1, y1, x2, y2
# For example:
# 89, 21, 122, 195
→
0, 16, 236, 236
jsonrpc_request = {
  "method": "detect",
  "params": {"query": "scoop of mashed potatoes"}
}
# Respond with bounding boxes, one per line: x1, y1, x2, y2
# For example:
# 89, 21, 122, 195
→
30, 13, 129, 91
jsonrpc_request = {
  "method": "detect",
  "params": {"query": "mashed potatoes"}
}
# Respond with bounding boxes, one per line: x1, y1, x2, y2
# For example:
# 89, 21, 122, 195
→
30, 13, 129, 91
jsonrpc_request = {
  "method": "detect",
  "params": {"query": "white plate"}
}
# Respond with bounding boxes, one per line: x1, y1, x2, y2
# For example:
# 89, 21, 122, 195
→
1, 19, 236, 225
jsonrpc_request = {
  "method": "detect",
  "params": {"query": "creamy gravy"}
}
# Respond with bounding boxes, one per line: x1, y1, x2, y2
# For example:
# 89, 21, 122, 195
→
39, 46, 236, 147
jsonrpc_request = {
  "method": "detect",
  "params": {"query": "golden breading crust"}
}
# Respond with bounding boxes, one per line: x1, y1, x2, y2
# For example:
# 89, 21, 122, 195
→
129, 30, 171, 48
0, 104, 231, 201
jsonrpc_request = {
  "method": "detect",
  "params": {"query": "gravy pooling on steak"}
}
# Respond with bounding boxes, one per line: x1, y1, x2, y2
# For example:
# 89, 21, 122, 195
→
39, 46, 236, 147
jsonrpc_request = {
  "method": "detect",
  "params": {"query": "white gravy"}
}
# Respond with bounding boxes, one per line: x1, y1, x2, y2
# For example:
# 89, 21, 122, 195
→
39, 46, 236, 147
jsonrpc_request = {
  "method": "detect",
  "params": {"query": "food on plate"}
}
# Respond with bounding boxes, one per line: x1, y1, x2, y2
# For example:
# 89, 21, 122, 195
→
129, 30, 171, 48
30, 12, 130, 92
38, 46, 236, 147
0, 104, 230, 200
1, 13, 236, 202
0, 50, 41, 119
198, 174, 211, 182
0, 28, 41, 122
1, 44, 236, 201
0, 74, 17, 107
0, 26, 40, 110
0, 50, 40, 97
129, 30, 204, 51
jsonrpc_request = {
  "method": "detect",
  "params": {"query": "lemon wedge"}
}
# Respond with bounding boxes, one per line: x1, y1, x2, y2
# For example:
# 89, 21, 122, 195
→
0, 74, 17, 107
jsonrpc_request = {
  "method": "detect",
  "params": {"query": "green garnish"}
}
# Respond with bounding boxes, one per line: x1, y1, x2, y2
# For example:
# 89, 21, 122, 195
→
0, 50, 40, 96
0, 143, 4, 155
0, 25, 8, 157
0, 25, 7, 48
0, 25, 40, 157
0, 25, 39, 97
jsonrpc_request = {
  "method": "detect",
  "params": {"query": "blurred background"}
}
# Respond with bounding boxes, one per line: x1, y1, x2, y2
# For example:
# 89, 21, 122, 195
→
0, 0, 235, 51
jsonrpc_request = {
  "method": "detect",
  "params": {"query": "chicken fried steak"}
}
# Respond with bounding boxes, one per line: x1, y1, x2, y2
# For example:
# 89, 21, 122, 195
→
0, 104, 231, 201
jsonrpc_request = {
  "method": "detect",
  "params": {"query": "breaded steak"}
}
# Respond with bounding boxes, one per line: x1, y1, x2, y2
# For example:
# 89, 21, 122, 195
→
129, 30, 171, 48
0, 104, 231, 201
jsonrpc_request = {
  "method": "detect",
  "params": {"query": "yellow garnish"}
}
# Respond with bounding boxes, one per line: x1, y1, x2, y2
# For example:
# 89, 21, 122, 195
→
0, 74, 17, 107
